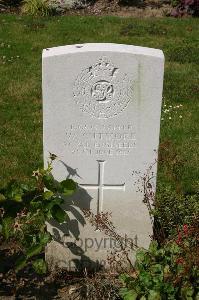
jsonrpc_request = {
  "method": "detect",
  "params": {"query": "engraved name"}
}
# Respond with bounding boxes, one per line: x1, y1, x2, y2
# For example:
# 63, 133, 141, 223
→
64, 124, 136, 156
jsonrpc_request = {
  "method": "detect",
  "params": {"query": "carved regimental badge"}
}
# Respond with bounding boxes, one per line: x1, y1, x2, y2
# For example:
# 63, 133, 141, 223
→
73, 57, 134, 119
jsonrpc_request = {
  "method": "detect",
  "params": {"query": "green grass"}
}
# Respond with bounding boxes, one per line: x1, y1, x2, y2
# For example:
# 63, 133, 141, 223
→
0, 15, 198, 194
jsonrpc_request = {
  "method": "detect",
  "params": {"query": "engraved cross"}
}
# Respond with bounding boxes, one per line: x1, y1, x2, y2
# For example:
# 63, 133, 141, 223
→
80, 160, 125, 215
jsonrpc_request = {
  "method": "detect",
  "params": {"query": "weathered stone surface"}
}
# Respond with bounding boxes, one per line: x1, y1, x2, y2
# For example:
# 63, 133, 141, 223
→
43, 43, 164, 270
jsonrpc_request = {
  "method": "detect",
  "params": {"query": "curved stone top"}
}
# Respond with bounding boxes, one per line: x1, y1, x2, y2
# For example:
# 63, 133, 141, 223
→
42, 43, 164, 59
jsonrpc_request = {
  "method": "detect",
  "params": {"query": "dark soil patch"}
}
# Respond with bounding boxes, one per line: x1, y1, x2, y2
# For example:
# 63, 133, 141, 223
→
0, 242, 121, 299
67, 0, 173, 18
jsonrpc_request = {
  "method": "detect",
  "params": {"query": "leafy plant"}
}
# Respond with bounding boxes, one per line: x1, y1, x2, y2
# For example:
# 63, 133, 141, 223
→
154, 186, 199, 238
120, 221, 199, 300
32, 258, 47, 274
22, 0, 56, 16
119, 160, 199, 299
0, 155, 78, 274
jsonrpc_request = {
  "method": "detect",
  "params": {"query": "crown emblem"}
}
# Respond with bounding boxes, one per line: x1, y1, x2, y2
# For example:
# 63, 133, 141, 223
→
90, 57, 118, 78
73, 56, 134, 119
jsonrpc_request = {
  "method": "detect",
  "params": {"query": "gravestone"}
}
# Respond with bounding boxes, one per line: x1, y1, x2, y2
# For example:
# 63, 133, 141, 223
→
43, 43, 164, 270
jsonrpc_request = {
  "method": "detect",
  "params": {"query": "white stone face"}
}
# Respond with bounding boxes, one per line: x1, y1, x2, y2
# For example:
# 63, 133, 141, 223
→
42, 43, 164, 270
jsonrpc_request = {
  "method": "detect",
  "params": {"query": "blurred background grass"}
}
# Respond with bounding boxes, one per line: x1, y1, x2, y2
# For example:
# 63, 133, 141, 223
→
0, 15, 198, 194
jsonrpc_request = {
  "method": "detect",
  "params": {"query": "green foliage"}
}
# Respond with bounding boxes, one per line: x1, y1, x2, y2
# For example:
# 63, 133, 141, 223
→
32, 258, 47, 274
83, 204, 190, 297
51, 203, 68, 223
0, 156, 77, 274
120, 287, 138, 300
170, 0, 181, 7
22, 0, 56, 16
120, 223, 199, 300
60, 179, 77, 196
15, 256, 27, 272
1, 217, 14, 240
154, 186, 199, 237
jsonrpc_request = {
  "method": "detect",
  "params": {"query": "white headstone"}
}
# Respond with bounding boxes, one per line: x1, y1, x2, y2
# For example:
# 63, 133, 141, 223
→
43, 43, 164, 270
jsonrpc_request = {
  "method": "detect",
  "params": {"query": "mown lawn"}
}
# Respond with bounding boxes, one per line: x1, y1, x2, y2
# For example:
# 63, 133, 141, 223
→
0, 15, 198, 194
